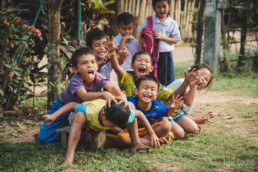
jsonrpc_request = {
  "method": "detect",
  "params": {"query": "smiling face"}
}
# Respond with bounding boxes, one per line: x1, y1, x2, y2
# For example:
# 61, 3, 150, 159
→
73, 54, 98, 83
135, 80, 158, 103
91, 38, 107, 61
131, 54, 153, 80
118, 22, 134, 37
197, 68, 212, 90
154, 0, 170, 21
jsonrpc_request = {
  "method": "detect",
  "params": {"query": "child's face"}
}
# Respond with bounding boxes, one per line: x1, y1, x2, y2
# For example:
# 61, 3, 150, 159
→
135, 80, 158, 103
197, 68, 212, 90
91, 38, 107, 60
74, 54, 98, 82
131, 54, 153, 79
118, 22, 134, 37
154, 1, 170, 20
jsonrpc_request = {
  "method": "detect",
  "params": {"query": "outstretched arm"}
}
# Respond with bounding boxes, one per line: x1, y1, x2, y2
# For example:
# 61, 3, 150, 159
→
104, 83, 127, 107
187, 112, 215, 125
43, 102, 78, 125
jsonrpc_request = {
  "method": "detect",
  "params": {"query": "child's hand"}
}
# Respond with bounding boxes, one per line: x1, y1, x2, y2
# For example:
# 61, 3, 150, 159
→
196, 112, 214, 124
154, 30, 163, 40
105, 36, 118, 53
184, 68, 200, 83
123, 35, 132, 41
103, 91, 118, 108
43, 114, 56, 126
118, 50, 129, 62
171, 94, 183, 109
117, 93, 128, 107
149, 133, 160, 148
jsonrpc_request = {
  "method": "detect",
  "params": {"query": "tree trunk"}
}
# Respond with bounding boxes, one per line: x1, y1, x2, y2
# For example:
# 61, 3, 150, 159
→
237, 24, 247, 68
195, 0, 205, 64
47, 0, 64, 107
221, 10, 231, 72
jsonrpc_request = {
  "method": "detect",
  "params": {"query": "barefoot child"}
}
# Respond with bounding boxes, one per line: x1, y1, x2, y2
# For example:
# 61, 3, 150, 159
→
167, 64, 214, 136
43, 99, 159, 165
116, 75, 183, 146
38, 47, 127, 143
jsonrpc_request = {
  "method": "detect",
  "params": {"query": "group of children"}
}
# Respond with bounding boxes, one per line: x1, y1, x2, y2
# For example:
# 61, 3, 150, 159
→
39, 0, 214, 165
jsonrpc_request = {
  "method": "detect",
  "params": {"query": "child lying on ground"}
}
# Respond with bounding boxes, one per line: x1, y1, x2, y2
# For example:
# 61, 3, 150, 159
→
115, 75, 183, 147
43, 99, 161, 165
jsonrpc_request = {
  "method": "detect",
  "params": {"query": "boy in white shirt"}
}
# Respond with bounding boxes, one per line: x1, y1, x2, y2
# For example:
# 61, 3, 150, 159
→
114, 12, 139, 74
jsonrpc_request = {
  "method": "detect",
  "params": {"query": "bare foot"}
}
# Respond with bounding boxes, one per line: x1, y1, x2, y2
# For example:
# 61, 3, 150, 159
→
131, 143, 150, 152
62, 153, 74, 166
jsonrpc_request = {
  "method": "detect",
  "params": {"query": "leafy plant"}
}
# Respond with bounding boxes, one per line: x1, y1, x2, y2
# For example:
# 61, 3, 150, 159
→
0, 10, 43, 110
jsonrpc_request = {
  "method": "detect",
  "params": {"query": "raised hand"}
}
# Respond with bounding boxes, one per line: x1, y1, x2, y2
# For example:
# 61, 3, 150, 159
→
171, 94, 183, 109
105, 36, 118, 53
118, 50, 129, 63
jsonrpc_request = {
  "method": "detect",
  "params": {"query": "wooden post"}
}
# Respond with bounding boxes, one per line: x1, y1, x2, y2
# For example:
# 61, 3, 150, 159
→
203, 0, 226, 76
90, 130, 106, 150
170, 0, 175, 19
195, 0, 205, 64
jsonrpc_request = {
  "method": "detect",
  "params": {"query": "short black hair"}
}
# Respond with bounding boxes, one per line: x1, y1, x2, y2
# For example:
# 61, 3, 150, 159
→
117, 12, 134, 25
86, 29, 107, 48
131, 50, 153, 64
104, 99, 130, 129
71, 47, 96, 67
189, 63, 213, 88
152, 0, 171, 8
135, 75, 160, 90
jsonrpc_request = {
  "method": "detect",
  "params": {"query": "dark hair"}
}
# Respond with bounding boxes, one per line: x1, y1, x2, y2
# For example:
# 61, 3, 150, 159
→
104, 99, 130, 129
71, 47, 96, 67
135, 75, 160, 90
189, 63, 213, 88
131, 50, 153, 64
152, 0, 171, 8
117, 12, 134, 25
86, 29, 107, 48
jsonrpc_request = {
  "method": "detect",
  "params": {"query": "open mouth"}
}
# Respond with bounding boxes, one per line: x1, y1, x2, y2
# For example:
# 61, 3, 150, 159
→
88, 70, 95, 79
143, 95, 151, 99
98, 50, 107, 57
138, 66, 146, 74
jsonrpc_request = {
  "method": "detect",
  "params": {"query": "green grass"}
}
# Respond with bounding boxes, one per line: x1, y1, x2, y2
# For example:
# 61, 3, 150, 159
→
0, 103, 257, 171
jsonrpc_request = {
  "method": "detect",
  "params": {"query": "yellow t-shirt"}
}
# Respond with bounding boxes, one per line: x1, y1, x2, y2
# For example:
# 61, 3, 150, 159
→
119, 72, 173, 102
75, 99, 110, 131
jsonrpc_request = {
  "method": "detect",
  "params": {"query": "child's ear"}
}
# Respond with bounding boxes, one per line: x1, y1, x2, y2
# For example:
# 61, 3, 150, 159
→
135, 88, 139, 96
150, 65, 154, 72
130, 63, 134, 69
72, 67, 78, 73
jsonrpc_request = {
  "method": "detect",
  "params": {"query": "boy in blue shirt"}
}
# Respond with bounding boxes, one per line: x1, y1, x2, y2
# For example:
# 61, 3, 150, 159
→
117, 75, 183, 146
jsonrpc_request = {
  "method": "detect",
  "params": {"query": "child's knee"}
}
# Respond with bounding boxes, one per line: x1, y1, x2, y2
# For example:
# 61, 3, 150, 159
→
171, 123, 185, 139
73, 112, 86, 125
159, 119, 172, 135
188, 124, 199, 133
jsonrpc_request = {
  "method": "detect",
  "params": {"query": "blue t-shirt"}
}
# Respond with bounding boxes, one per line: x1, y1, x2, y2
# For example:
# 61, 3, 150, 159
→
127, 96, 168, 125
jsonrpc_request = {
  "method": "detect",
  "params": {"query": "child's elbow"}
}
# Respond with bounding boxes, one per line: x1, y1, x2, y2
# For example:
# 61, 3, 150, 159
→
184, 100, 193, 107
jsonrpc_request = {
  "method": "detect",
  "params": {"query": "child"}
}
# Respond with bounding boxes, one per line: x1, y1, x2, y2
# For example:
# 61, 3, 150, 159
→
43, 99, 159, 165
116, 75, 183, 146
138, 0, 181, 86
114, 12, 139, 73
38, 47, 127, 143
86, 29, 112, 80
167, 64, 214, 137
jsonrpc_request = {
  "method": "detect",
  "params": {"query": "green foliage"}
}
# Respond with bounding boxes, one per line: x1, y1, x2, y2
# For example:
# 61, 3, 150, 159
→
0, 10, 43, 110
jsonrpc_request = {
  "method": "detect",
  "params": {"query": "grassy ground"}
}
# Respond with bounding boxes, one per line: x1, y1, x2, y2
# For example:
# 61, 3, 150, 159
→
0, 62, 257, 171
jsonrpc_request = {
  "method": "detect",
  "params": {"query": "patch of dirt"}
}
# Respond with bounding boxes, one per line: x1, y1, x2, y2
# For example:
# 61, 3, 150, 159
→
196, 90, 258, 104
